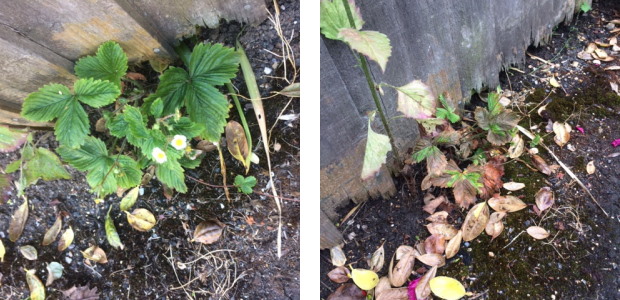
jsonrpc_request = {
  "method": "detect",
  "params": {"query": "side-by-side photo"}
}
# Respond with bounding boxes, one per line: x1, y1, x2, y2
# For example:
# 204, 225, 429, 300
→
321, 0, 620, 299
0, 0, 299, 299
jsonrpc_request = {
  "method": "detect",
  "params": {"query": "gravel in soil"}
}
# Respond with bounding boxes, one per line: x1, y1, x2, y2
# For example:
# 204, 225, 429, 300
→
0, 0, 299, 299
321, 1, 620, 298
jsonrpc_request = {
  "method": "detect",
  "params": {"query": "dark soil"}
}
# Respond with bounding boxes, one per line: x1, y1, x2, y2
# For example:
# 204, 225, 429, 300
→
321, 1, 620, 299
0, 1, 300, 299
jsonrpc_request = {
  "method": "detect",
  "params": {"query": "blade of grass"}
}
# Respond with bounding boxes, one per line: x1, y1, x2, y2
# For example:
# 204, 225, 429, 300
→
237, 41, 283, 258
227, 83, 253, 174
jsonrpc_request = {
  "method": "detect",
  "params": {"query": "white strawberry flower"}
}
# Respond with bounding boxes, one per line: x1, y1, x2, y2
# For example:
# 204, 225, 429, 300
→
152, 147, 167, 164
170, 135, 187, 150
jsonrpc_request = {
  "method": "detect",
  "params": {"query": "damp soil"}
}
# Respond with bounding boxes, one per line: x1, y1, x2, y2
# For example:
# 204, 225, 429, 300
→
0, 0, 300, 299
321, 1, 620, 299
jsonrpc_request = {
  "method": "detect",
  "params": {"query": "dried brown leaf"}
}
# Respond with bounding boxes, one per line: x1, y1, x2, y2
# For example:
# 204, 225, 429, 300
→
531, 155, 553, 175
527, 226, 550, 239
426, 223, 458, 240
20, 245, 38, 260
126, 72, 146, 81
374, 276, 391, 298
503, 182, 525, 191
488, 195, 527, 212
62, 285, 100, 300
368, 243, 385, 272
191, 219, 225, 245
480, 157, 505, 199
425, 211, 449, 224
327, 283, 365, 300
125, 208, 156, 232
586, 43, 597, 53
452, 176, 479, 209
508, 134, 524, 158
553, 122, 571, 147
376, 287, 408, 300
416, 253, 445, 267
9, 197, 28, 242
331, 245, 347, 267
389, 245, 416, 287
415, 265, 438, 300
461, 202, 489, 242
226, 121, 250, 170
58, 227, 74, 252
42, 215, 62, 246
81, 245, 108, 264
594, 48, 608, 59
424, 234, 446, 255
423, 195, 447, 214
25, 269, 45, 300
327, 266, 351, 284
535, 187, 555, 212
485, 212, 505, 240
445, 230, 462, 259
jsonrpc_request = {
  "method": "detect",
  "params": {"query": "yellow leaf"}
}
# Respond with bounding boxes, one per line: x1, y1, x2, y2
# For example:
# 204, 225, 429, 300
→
25, 269, 45, 300
549, 77, 561, 88
350, 268, 379, 290
429, 276, 467, 300
0, 239, 5, 262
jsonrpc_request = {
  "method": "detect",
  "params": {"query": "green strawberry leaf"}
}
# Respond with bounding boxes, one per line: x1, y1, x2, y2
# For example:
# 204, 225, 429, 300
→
21, 84, 72, 122
54, 99, 89, 148
0, 126, 28, 153
234, 175, 256, 194
156, 159, 187, 193
165, 117, 205, 138
74, 78, 120, 108
320, 0, 364, 40
23, 148, 71, 185
58, 136, 117, 196
74, 41, 128, 87
150, 97, 164, 118
114, 156, 142, 189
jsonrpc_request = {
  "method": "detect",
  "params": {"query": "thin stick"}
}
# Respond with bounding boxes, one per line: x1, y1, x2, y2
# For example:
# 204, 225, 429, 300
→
517, 125, 609, 217
186, 175, 299, 202
214, 142, 231, 202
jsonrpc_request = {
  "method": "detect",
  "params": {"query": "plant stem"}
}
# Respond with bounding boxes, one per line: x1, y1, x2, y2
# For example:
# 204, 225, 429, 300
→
340, 0, 400, 161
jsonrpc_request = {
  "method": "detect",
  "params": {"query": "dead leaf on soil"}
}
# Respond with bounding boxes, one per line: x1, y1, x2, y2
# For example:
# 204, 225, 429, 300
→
192, 219, 225, 245
480, 156, 505, 199
594, 48, 609, 59
62, 285, 100, 300
485, 212, 505, 241
426, 211, 449, 224
0, 239, 4, 262
374, 276, 391, 298
461, 202, 490, 242
81, 245, 108, 264
527, 226, 550, 239
549, 77, 561, 88
9, 197, 28, 242
488, 195, 527, 212
427, 221, 458, 238
25, 269, 45, 300
605, 66, 620, 71
535, 187, 555, 213
508, 134, 524, 159
119, 186, 140, 211
531, 154, 553, 175
423, 195, 448, 214
58, 227, 74, 252
376, 287, 408, 300
577, 51, 593, 60
45, 261, 63, 286
424, 234, 446, 255
331, 245, 347, 267
553, 122, 571, 147
415, 265, 438, 300
445, 230, 462, 259
125, 208, 156, 232
503, 182, 525, 191
611, 37, 619, 45
416, 253, 445, 267
327, 283, 365, 300
388, 245, 416, 287
126, 72, 146, 81
611, 82, 620, 96
20, 245, 38, 260
42, 215, 62, 246
327, 266, 351, 284
586, 43, 597, 53
368, 243, 385, 272
226, 120, 250, 171
586, 161, 595, 174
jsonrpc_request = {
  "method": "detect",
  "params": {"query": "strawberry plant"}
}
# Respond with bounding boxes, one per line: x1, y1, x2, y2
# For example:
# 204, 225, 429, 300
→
19, 40, 254, 198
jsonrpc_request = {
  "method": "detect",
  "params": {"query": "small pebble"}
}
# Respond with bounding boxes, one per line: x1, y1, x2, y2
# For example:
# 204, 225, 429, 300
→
264, 67, 272, 75
65, 256, 73, 264
607, 23, 616, 31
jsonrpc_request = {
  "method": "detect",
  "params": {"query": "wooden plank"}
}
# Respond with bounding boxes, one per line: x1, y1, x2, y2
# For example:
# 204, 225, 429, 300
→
320, 209, 343, 249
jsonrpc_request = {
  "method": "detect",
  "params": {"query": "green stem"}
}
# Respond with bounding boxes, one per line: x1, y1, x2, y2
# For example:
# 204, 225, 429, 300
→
227, 82, 253, 173
341, 0, 400, 161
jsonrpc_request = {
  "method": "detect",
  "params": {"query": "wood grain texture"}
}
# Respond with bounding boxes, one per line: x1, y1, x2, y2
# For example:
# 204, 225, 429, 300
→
320, 0, 589, 236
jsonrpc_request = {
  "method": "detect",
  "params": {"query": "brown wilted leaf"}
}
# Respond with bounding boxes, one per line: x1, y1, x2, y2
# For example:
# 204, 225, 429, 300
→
196, 140, 217, 152
480, 156, 505, 199
226, 121, 250, 171
374, 276, 391, 298
9, 197, 28, 242
535, 187, 555, 213
81, 246, 108, 264
503, 182, 525, 191
485, 212, 506, 241
553, 122, 571, 147
425, 211, 449, 224
532, 155, 553, 175
62, 285, 100, 300
42, 215, 62, 246
461, 202, 489, 242
58, 227, 74, 252
508, 134, 524, 158
327, 283, 365, 300
20, 245, 38, 260
25, 269, 45, 300
586, 43, 597, 53
488, 195, 527, 212
95, 118, 106, 133
389, 245, 415, 287
278, 82, 300, 98
445, 230, 462, 259
416, 253, 445, 267
125, 208, 156, 232
423, 195, 448, 214
368, 243, 385, 272
425, 223, 458, 240
376, 287, 408, 300
330, 245, 346, 267
126, 72, 146, 81
415, 265, 438, 300
327, 266, 350, 284
424, 234, 446, 255
527, 226, 550, 239
192, 219, 225, 245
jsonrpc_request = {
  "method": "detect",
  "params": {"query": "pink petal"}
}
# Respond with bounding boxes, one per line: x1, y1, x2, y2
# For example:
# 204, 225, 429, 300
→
613, 139, 620, 147
576, 126, 585, 134
408, 277, 422, 300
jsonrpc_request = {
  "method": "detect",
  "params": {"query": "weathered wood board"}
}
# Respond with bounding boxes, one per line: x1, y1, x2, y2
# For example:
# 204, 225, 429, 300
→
0, 0, 267, 126
320, 0, 591, 247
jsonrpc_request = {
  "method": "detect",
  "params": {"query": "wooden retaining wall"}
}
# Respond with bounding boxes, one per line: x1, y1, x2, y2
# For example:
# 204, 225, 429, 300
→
320, 0, 591, 248
0, 0, 267, 126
